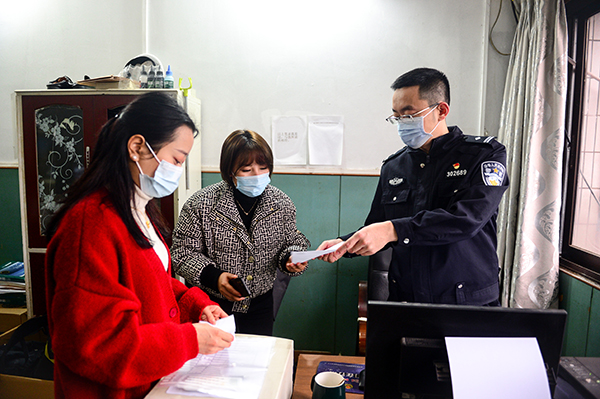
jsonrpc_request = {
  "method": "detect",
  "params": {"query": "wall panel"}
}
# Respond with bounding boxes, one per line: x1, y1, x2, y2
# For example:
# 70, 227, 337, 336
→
587, 289, 600, 356
271, 174, 341, 351
0, 168, 23, 264
559, 272, 593, 356
335, 176, 379, 354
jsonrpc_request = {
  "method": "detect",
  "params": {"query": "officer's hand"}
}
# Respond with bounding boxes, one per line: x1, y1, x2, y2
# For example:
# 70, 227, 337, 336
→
345, 221, 398, 256
218, 272, 245, 302
317, 239, 346, 263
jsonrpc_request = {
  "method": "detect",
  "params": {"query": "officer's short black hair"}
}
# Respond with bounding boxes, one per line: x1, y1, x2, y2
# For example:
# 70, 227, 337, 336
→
391, 67, 450, 106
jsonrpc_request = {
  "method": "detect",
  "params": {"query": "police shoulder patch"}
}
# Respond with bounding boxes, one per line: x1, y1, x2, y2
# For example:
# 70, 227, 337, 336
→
481, 161, 506, 186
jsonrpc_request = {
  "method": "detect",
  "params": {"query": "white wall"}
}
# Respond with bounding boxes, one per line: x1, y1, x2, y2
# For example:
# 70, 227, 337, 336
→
149, 0, 503, 171
0, 0, 516, 171
0, 0, 145, 164
484, 0, 518, 138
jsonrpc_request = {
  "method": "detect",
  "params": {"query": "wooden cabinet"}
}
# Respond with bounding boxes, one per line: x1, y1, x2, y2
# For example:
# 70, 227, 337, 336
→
16, 89, 201, 317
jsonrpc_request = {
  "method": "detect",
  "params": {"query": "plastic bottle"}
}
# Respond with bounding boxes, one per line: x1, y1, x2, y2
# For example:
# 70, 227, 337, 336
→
139, 66, 148, 88
147, 66, 156, 89
155, 66, 164, 89
164, 65, 174, 89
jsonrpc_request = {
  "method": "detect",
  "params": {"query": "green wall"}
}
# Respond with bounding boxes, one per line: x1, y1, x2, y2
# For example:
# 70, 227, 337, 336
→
559, 272, 600, 357
4, 168, 600, 356
0, 168, 23, 265
203, 172, 600, 356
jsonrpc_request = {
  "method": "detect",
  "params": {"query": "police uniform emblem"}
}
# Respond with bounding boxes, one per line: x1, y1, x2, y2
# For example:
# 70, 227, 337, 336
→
389, 177, 404, 186
481, 161, 506, 186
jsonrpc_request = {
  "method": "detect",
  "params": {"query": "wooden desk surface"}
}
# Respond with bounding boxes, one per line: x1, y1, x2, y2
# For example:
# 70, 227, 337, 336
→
292, 354, 365, 399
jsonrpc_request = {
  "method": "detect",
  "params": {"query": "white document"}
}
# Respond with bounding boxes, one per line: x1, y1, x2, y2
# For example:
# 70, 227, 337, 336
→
445, 337, 551, 399
291, 241, 344, 264
161, 336, 276, 399
272, 116, 307, 165
308, 115, 344, 165
198, 314, 236, 335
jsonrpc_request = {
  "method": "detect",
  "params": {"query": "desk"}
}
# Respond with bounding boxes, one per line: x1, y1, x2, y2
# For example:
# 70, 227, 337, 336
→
292, 354, 592, 399
145, 335, 294, 399
292, 355, 365, 399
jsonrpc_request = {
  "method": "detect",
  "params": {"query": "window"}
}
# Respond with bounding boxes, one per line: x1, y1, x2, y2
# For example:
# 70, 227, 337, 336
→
562, 0, 600, 283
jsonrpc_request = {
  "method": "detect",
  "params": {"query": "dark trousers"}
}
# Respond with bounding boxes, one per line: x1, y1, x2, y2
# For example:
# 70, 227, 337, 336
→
210, 289, 274, 336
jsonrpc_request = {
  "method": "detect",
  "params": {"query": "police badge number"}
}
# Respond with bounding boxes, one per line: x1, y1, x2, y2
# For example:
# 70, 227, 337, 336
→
481, 161, 506, 186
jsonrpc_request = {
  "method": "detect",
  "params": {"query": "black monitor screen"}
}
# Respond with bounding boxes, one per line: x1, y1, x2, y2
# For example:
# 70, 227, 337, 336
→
365, 301, 567, 399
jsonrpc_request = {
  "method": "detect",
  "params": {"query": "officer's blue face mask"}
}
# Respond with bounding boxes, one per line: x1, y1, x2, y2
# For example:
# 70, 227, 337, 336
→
397, 105, 440, 149
135, 142, 183, 198
235, 173, 270, 197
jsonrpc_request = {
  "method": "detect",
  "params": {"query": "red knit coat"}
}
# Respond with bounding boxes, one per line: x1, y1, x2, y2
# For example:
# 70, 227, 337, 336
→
45, 191, 217, 399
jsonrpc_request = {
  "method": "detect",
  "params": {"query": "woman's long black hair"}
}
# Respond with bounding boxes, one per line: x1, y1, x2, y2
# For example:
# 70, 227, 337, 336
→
46, 92, 197, 248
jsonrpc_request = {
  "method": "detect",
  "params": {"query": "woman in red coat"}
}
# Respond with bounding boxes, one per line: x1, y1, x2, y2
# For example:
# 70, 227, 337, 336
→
45, 92, 234, 399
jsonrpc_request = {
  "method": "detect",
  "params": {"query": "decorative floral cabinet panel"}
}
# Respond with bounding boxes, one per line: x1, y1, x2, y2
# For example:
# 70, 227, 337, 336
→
16, 90, 201, 317
32, 103, 86, 238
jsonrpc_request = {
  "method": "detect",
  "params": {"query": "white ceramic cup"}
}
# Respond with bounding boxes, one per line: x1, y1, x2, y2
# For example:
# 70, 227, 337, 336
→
311, 371, 346, 399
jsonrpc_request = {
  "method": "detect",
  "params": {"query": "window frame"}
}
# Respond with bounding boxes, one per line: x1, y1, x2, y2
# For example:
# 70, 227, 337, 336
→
561, 0, 600, 285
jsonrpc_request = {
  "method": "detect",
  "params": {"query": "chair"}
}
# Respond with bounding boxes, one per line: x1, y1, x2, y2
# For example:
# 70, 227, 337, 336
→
357, 248, 392, 355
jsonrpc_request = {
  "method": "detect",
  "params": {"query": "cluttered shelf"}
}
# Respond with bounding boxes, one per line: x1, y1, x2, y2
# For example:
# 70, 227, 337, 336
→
0, 262, 25, 310
0, 261, 27, 337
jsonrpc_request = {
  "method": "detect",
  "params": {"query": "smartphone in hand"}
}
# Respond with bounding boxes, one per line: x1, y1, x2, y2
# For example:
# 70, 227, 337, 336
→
229, 277, 251, 297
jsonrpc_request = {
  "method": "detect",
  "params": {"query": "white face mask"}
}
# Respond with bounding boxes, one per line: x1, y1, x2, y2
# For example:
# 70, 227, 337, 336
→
235, 173, 271, 197
397, 105, 440, 149
135, 142, 183, 198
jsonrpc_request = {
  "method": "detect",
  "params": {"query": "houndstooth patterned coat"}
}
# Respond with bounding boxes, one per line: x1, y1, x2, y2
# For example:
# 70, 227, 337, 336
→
171, 180, 310, 313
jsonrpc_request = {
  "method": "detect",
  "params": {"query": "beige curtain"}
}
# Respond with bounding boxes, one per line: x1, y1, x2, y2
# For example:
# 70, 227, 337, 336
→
496, 0, 568, 308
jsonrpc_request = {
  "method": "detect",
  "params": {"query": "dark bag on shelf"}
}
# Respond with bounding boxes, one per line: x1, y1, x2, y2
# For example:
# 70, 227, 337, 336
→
0, 315, 54, 380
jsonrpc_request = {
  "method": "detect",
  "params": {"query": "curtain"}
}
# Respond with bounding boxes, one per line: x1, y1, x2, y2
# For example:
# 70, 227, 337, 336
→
496, 0, 568, 308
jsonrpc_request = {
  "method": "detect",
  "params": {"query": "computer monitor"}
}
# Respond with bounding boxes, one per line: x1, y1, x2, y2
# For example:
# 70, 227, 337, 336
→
365, 301, 568, 399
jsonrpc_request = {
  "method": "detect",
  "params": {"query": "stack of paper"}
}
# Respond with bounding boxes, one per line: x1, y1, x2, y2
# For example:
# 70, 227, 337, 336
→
156, 316, 275, 399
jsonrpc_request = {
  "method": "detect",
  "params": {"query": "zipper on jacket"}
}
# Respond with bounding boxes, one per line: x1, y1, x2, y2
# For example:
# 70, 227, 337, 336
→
252, 208, 279, 226
216, 211, 246, 232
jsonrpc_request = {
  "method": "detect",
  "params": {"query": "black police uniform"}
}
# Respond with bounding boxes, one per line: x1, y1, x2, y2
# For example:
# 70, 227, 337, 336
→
348, 126, 508, 305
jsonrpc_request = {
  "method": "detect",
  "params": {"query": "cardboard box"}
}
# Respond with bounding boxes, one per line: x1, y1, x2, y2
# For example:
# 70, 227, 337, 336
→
0, 374, 53, 399
0, 322, 54, 399
0, 307, 27, 334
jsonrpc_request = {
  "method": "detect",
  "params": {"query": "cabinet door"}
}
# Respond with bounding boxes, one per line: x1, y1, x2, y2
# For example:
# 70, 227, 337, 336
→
21, 94, 153, 248
91, 95, 139, 137
22, 95, 95, 248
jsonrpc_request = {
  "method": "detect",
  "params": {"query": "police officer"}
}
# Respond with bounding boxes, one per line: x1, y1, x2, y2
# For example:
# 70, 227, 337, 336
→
318, 67, 508, 306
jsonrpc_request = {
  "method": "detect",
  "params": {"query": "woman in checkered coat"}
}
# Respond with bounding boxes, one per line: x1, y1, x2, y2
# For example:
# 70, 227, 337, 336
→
171, 130, 310, 335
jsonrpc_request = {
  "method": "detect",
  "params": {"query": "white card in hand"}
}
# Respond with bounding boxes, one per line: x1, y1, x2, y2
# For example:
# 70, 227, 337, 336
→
291, 241, 344, 264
